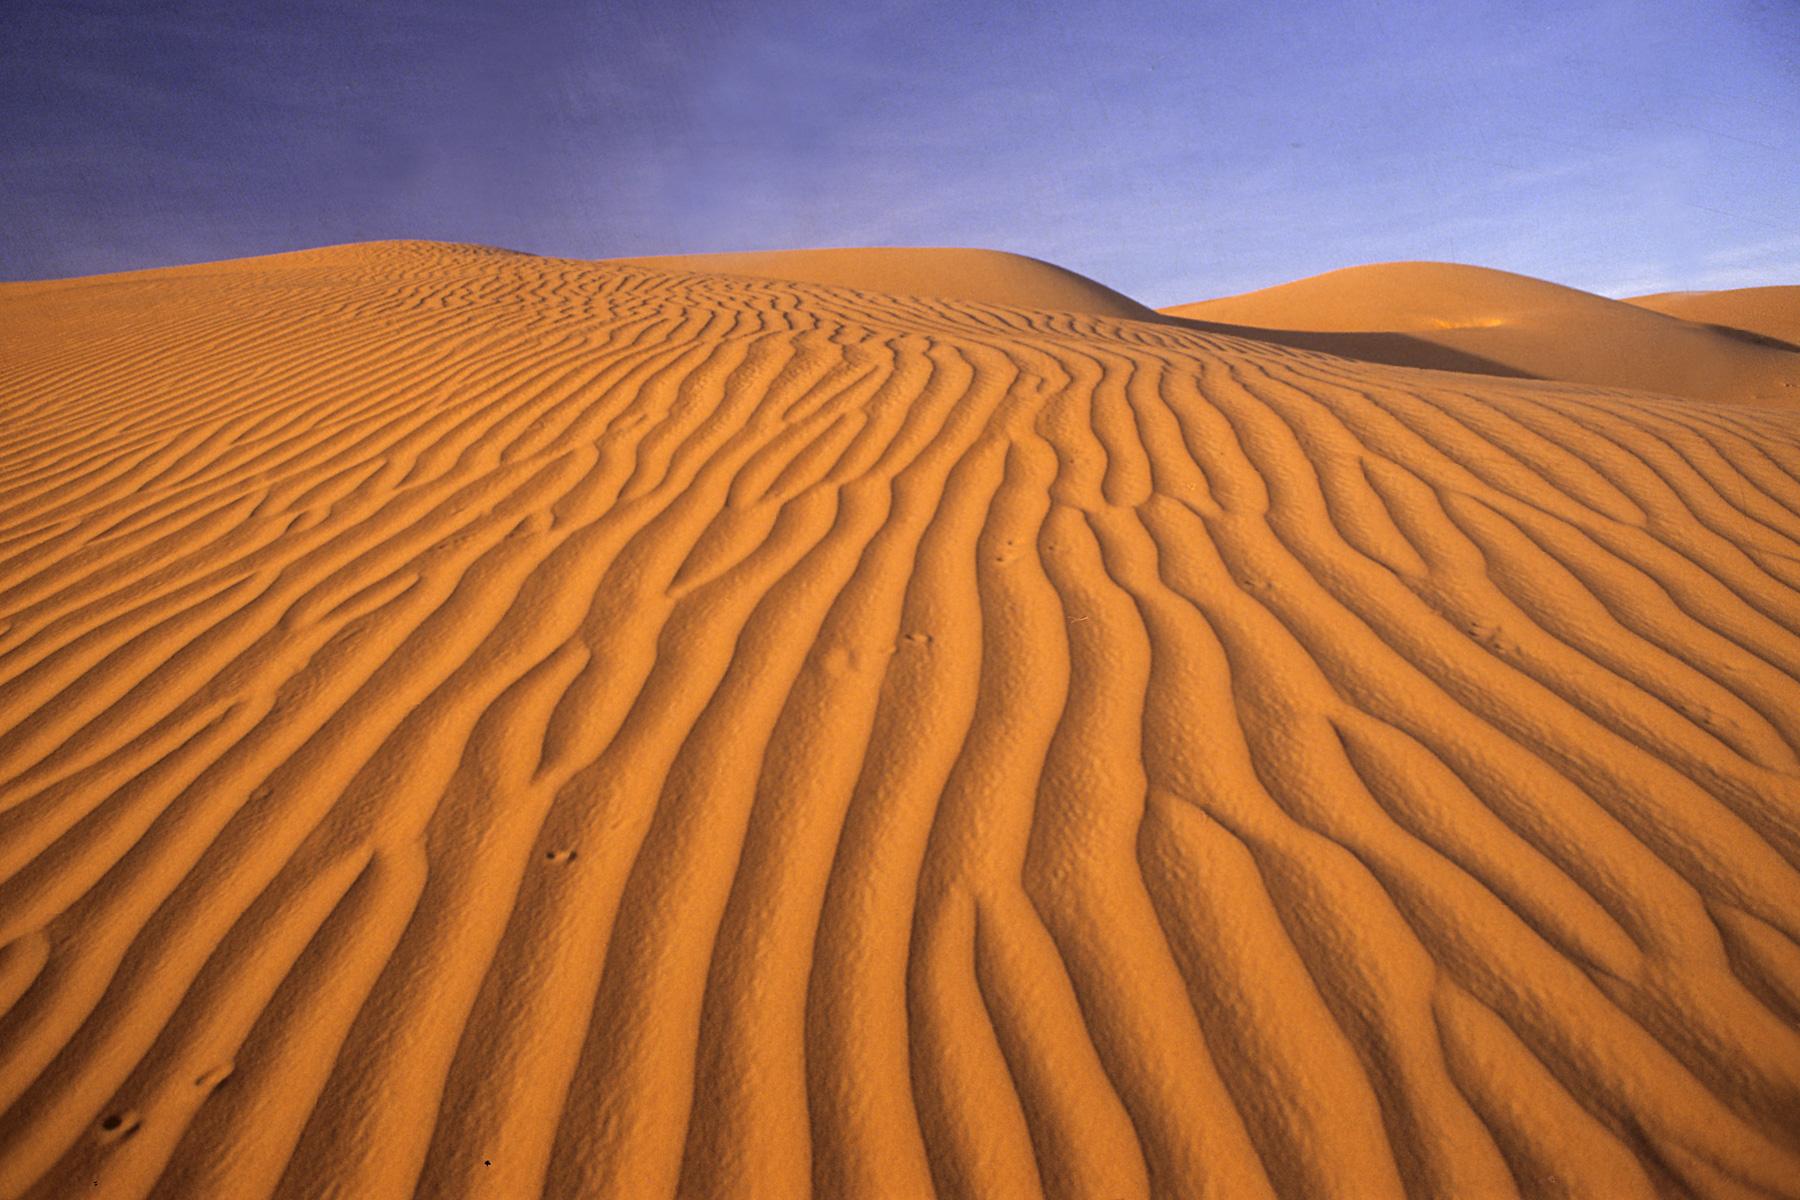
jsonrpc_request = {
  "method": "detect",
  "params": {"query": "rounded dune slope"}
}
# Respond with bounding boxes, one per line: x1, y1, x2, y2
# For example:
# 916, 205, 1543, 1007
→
1629, 286, 1800, 352
1164, 261, 1800, 406
606, 245, 1159, 320
2, 240, 1800, 1199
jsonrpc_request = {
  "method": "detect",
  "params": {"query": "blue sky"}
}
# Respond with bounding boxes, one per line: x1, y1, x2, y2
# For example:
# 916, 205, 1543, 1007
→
2, 0, 1796, 303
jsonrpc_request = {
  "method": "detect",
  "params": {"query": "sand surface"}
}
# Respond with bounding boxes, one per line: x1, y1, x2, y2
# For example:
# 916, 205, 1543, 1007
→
1164, 261, 1800, 406
608, 247, 1158, 321
1629, 286, 1800, 353
2, 241, 1800, 1198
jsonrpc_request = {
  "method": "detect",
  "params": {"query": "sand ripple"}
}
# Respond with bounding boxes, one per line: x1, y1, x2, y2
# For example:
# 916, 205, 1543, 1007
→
1, 242, 1798, 1198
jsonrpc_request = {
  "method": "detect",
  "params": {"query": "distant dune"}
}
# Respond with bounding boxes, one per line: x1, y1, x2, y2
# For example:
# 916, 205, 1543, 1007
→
1629, 285, 1800, 351
2, 241, 1800, 1199
1164, 261, 1800, 405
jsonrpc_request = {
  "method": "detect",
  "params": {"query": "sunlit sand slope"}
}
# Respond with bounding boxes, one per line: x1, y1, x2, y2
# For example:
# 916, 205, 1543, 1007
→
1629, 286, 1800, 352
1164, 262, 1800, 406
2, 241, 1800, 1200
607, 247, 1158, 320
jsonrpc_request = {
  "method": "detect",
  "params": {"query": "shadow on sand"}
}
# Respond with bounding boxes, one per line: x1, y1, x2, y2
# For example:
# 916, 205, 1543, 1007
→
1160, 314, 1541, 382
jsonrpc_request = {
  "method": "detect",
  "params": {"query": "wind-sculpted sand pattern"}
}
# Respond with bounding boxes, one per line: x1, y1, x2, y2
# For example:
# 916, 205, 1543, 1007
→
2, 242, 1799, 1199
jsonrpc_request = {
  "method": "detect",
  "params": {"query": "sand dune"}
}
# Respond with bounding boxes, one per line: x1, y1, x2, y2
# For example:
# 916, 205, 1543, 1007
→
1629, 286, 1800, 352
1164, 261, 1800, 406
2, 240, 1800, 1198
607, 247, 1158, 321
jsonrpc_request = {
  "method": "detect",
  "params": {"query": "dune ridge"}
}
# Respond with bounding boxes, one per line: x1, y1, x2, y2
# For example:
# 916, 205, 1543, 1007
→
1629, 286, 1800, 352
605, 247, 1158, 321
1, 240, 1799, 1198
1163, 261, 1800, 406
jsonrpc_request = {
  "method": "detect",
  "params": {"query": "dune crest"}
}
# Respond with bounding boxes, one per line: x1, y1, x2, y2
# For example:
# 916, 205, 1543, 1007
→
2, 241, 1800, 1198
1164, 261, 1800, 405
1629, 285, 1800, 351
606, 246, 1157, 320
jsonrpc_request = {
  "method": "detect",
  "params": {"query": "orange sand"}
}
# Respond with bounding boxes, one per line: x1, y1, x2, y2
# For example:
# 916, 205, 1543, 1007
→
1629, 285, 1800, 352
1164, 261, 1800, 406
1, 241, 1799, 1198
608, 246, 1158, 319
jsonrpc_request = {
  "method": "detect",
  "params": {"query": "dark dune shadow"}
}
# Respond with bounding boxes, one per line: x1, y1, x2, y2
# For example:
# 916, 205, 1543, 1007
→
1158, 314, 1540, 381
1689, 321, 1800, 355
